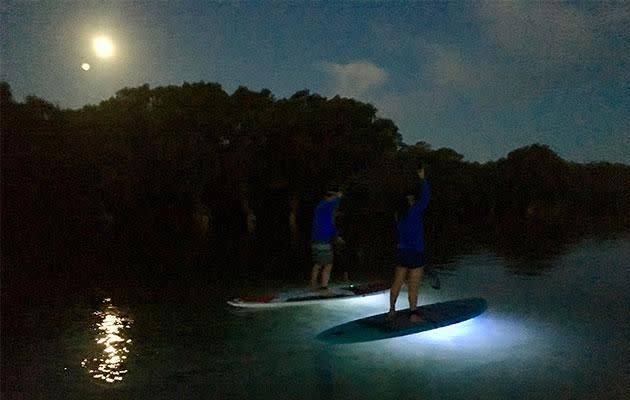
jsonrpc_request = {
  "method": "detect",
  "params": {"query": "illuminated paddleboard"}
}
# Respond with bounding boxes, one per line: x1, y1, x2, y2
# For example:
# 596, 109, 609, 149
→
317, 298, 487, 343
227, 282, 390, 308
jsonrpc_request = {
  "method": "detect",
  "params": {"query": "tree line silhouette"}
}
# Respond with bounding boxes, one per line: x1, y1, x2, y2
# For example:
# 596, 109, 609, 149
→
2, 81, 629, 286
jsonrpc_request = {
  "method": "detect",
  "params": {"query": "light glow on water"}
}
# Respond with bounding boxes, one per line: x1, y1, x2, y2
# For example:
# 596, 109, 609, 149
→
404, 314, 535, 348
320, 289, 541, 362
81, 298, 133, 384
329, 291, 390, 310
417, 318, 477, 342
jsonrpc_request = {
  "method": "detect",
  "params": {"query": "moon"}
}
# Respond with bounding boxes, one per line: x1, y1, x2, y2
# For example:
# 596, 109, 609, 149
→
81, 63, 90, 71
93, 36, 114, 59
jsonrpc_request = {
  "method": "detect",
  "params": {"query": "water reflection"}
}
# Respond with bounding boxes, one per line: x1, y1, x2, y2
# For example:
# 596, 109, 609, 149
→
81, 298, 133, 384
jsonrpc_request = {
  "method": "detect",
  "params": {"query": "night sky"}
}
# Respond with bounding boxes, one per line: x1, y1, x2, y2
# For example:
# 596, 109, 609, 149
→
2, 1, 629, 163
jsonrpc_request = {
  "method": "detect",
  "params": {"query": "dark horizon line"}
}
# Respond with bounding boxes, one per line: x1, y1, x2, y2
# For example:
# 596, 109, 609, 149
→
2, 79, 629, 168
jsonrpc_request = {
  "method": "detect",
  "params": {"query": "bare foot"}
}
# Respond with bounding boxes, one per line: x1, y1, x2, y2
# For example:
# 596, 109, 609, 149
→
387, 309, 396, 320
319, 288, 334, 297
409, 310, 424, 323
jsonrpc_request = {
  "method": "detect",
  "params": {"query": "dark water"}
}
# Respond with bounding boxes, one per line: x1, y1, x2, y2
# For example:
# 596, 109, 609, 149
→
2, 231, 629, 399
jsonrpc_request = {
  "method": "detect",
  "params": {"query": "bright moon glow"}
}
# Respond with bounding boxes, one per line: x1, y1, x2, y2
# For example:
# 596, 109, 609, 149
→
81, 63, 90, 71
93, 36, 114, 59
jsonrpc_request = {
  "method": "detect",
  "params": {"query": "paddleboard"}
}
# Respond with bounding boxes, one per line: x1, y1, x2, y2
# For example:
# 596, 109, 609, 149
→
317, 297, 487, 344
227, 282, 390, 308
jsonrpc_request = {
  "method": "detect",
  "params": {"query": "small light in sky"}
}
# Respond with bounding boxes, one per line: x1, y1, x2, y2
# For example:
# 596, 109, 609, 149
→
81, 63, 90, 71
93, 36, 114, 59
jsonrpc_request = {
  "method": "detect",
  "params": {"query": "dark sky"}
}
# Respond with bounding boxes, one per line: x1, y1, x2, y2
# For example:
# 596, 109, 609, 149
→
2, 1, 629, 163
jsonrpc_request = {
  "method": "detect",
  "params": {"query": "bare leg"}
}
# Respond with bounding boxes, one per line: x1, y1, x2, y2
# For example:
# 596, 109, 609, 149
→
389, 266, 408, 318
408, 267, 424, 322
321, 264, 333, 288
311, 264, 321, 289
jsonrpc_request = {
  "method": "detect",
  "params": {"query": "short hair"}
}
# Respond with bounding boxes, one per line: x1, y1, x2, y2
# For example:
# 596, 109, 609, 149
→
324, 185, 340, 196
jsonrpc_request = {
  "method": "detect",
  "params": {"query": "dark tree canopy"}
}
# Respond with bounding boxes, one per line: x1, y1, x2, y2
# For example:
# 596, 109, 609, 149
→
2, 80, 629, 281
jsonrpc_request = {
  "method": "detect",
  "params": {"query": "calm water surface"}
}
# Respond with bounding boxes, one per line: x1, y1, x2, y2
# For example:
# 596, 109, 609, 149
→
3, 233, 629, 399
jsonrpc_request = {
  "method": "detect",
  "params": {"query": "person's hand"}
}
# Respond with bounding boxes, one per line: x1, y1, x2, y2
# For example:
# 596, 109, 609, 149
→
417, 168, 425, 180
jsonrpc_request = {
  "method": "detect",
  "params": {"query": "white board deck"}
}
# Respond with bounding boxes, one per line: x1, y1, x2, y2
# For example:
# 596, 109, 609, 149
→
227, 282, 390, 308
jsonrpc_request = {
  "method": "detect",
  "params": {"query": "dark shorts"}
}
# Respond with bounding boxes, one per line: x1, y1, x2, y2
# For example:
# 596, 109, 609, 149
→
312, 241, 333, 265
398, 250, 425, 269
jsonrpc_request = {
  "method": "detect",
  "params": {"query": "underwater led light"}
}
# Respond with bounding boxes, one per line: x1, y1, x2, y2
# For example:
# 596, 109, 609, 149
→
387, 313, 539, 357
418, 318, 477, 342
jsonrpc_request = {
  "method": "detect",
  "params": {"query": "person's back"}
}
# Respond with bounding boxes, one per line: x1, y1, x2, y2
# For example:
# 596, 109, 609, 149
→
312, 197, 340, 242
310, 191, 342, 291
397, 179, 431, 253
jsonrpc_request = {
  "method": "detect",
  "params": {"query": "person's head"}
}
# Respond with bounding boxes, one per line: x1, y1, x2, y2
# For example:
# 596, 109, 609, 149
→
394, 188, 416, 218
323, 186, 340, 200
417, 160, 426, 179
405, 194, 415, 207
404, 185, 420, 207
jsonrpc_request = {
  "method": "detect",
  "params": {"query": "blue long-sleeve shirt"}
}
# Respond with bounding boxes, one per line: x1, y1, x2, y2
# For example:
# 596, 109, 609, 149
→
397, 180, 431, 252
312, 197, 341, 242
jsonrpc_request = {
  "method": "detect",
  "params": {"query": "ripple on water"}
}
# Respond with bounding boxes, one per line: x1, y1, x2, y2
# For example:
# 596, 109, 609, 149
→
80, 298, 133, 384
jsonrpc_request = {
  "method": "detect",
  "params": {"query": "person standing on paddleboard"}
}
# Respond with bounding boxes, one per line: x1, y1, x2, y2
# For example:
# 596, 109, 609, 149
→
310, 188, 343, 293
389, 164, 431, 323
